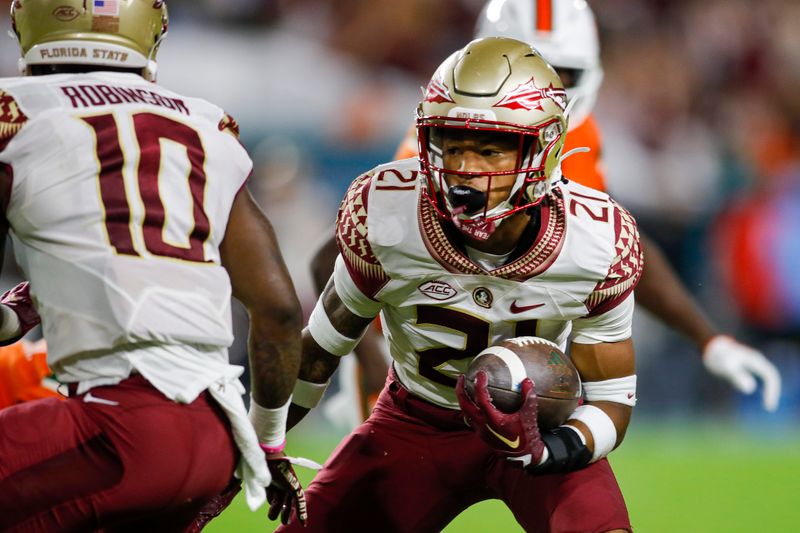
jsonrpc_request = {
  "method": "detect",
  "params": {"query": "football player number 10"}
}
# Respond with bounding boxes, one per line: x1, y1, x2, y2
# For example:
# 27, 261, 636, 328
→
82, 112, 211, 263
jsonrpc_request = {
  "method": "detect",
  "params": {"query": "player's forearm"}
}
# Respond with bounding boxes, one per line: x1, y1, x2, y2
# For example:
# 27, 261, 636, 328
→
286, 331, 343, 430
636, 233, 717, 348
298, 331, 343, 384
565, 400, 632, 453
287, 279, 377, 424
563, 340, 636, 464
249, 309, 303, 409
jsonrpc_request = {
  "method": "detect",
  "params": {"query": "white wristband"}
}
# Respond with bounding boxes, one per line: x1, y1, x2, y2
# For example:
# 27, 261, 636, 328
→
292, 378, 330, 409
583, 375, 637, 406
248, 395, 290, 449
0, 304, 22, 340
568, 404, 617, 462
307, 300, 361, 356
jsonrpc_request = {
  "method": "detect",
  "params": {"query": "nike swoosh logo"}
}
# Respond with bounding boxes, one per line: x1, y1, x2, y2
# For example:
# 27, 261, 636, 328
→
510, 301, 546, 314
83, 391, 119, 406
486, 425, 520, 449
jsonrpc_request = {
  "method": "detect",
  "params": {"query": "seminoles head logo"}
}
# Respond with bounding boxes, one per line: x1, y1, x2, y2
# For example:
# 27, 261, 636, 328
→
423, 74, 455, 104
472, 287, 493, 309
493, 77, 567, 112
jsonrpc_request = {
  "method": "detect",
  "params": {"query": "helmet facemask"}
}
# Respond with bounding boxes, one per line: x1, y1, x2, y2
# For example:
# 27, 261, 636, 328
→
418, 115, 565, 241
416, 38, 569, 241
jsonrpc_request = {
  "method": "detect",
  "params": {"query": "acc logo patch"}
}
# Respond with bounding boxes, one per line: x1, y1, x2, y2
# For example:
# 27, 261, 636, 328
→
418, 281, 456, 301
53, 6, 80, 21
472, 287, 493, 309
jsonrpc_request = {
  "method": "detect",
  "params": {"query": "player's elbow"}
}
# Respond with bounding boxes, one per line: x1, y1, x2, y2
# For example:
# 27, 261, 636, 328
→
251, 293, 304, 334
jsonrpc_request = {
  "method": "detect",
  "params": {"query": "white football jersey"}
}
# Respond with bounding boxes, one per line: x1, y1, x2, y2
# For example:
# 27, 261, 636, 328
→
330, 159, 643, 408
0, 72, 250, 364
0, 72, 274, 509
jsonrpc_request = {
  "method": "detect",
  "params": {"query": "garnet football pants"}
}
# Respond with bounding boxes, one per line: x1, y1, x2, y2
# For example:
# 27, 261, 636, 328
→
0, 374, 238, 532
278, 372, 631, 533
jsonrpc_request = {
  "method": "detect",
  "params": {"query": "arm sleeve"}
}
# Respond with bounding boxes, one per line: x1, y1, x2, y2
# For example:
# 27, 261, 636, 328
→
571, 293, 634, 344
333, 255, 382, 319
573, 202, 642, 344
333, 172, 389, 317
583, 202, 643, 318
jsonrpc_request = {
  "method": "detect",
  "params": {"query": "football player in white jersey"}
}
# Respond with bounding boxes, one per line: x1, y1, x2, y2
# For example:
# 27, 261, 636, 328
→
279, 38, 639, 532
0, 1, 307, 530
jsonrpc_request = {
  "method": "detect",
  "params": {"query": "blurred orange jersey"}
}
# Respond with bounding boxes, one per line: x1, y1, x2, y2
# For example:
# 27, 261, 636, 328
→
393, 115, 607, 193
0, 340, 61, 408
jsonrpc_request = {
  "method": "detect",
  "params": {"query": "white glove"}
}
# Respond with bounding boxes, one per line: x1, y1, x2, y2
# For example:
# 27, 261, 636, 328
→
703, 335, 781, 412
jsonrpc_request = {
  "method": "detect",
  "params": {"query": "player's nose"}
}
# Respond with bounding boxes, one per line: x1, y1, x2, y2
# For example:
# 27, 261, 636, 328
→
458, 151, 489, 173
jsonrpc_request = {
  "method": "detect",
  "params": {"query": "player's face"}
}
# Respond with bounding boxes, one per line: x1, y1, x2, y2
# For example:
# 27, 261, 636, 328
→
441, 130, 520, 210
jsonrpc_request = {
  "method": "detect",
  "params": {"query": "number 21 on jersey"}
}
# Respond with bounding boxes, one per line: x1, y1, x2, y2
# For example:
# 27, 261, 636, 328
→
82, 112, 211, 263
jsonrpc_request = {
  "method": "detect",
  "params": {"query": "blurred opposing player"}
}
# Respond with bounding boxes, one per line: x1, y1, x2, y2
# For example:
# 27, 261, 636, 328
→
282, 38, 640, 532
0, 1, 305, 530
319, 0, 780, 422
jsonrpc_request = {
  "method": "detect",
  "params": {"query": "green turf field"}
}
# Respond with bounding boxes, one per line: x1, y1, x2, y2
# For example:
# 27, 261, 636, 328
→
206, 420, 800, 532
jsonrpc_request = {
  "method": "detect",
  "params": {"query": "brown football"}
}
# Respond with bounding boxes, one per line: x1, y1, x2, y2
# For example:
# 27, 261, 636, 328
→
464, 337, 582, 430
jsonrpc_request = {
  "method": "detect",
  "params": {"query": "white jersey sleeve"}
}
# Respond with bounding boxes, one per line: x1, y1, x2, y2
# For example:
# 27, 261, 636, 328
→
572, 198, 643, 343
571, 293, 634, 344
332, 171, 386, 319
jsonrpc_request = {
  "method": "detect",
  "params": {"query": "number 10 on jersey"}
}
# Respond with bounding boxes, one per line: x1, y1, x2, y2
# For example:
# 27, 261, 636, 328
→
82, 112, 211, 263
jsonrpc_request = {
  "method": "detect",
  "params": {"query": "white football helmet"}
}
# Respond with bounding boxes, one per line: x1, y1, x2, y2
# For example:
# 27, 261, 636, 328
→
475, 0, 603, 129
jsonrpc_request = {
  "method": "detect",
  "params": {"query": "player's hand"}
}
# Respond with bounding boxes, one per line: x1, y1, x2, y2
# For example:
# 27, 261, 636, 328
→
456, 372, 545, 463
703, 335, 781, 412
0, 282, 41, 345
266, 452, 307, 526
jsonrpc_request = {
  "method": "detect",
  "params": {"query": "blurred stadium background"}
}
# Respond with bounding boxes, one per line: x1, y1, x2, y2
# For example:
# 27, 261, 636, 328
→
1, 0, 798, 530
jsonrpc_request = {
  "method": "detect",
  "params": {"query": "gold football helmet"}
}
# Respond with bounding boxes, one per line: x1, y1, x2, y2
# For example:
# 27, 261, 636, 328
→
10, 0, 169, 81
417, 37, 568, 236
